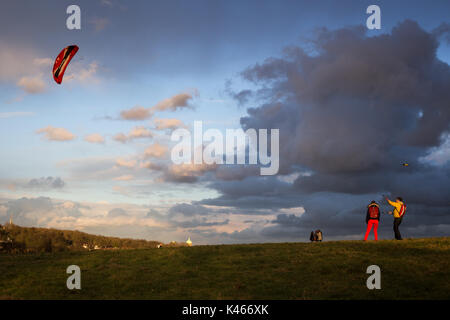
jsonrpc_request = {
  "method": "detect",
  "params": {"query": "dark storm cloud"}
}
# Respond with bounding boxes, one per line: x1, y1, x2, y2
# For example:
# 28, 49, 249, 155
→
27, 176, 65, 189
228, 88, 253, 106
206, 20, 450, 239
199, 175, 302, 210
214, 165, 260, 181
209, 176, 292, 199
433, 22, 450, 43
294, 164, 450, 207
239, 21, 450, 174
169, 203, 209, 217
167, 202, 271, 218
175, 218, 229, 229
145, 204, 230, 231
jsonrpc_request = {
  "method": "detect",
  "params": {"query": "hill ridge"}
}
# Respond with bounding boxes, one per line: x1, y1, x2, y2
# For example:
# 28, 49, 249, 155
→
0, 223, 162, 253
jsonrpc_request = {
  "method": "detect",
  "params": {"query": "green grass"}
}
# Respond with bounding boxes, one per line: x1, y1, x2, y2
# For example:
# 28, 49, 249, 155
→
1, 237, 449, 299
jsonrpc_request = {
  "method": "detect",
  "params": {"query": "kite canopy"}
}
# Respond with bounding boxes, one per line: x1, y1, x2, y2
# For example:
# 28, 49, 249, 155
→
52, 45, 79, 84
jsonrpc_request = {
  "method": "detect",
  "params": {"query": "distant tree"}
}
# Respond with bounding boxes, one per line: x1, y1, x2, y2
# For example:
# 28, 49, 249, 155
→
0, 224, 161, 254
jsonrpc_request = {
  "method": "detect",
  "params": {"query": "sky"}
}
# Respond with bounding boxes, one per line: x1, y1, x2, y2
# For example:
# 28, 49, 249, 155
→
1, 0, 450, 244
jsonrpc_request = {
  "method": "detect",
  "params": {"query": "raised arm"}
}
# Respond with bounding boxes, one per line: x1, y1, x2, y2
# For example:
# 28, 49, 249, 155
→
385, 196, 396, 206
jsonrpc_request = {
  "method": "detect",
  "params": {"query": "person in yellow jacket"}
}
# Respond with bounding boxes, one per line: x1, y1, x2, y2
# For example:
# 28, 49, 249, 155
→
385, 196, 406, 240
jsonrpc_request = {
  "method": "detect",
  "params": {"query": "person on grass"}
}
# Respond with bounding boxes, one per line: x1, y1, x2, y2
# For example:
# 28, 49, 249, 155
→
364, 200, 380, 241
385, 196, 406, 240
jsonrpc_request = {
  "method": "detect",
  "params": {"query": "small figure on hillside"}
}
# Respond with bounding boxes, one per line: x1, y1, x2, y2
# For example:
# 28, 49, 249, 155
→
310, 230, 323, 242
364, 200, 380, 241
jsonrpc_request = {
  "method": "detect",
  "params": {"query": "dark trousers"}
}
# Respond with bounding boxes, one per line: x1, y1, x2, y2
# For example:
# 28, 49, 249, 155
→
393, 217, 403, 240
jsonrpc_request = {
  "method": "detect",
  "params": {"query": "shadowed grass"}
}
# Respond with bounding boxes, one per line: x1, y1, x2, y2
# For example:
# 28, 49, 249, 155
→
0, 237, 449, 299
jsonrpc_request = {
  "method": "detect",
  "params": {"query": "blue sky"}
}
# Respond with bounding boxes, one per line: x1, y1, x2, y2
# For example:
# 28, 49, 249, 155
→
1, 0, 450, 244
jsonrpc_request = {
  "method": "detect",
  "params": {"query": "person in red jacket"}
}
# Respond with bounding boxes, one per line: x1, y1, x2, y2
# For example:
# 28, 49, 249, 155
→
364, 201, 380, 241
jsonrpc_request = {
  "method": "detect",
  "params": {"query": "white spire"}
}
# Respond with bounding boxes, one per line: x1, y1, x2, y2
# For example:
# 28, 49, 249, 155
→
186, 236, 192, 246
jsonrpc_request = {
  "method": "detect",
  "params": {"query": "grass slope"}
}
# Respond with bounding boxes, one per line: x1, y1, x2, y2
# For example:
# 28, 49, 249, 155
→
1, 238, 449, 299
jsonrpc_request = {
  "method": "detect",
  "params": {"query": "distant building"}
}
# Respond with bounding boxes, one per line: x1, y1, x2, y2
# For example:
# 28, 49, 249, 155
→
186, 237, 192, 246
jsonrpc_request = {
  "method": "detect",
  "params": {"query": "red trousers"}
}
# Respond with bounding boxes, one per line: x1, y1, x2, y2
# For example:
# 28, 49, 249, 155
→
364, 219, 379, 241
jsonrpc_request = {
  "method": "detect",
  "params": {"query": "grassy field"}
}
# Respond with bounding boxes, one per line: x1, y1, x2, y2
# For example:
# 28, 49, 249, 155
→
0, 237, 449, 300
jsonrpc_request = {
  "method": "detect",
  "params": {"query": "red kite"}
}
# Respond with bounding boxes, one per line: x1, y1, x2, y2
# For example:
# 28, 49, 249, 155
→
52, 45, 79, 84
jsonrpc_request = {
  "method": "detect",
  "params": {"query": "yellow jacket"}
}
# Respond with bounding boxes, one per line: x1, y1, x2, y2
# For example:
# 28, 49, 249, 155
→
388, 200, 405, 218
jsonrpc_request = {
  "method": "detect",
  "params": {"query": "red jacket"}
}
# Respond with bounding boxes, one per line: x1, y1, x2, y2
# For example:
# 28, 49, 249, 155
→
366, 203, 380, 223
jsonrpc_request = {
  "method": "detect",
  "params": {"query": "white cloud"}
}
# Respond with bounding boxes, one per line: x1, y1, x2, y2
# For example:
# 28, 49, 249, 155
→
152, 92, 195, 112
115, 158, 137, 168
0, 44, 40, 80
144, 143, 168, 158
84, 133, 105, 144
153, 118, 187, 131
277, 207, 305, 216
119, 90, 197, 121
113, 133, 128, 143
128, 126, 153, 139
0, 44, 52, 95
64, 62, 100, 84
120, 106, 152, 120
17, 75, 46, 94
33, 58, 53, 67
0, 197, 166, 234
113, 126, 153, 143
36, 126, 76, 141
421, 134, 450, 165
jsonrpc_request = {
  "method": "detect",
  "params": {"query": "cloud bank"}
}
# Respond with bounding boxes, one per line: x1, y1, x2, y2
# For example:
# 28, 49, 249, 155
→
208, 20, 450, 240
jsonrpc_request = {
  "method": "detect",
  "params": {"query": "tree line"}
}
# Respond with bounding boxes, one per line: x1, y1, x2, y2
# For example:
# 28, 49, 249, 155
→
0, 224, 160, 254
